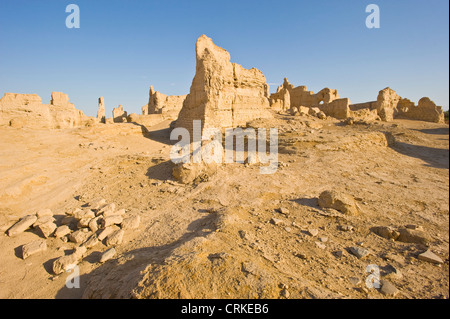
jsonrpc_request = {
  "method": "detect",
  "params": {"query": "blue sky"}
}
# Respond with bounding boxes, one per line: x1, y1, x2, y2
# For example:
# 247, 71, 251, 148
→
0, 0, 448, 117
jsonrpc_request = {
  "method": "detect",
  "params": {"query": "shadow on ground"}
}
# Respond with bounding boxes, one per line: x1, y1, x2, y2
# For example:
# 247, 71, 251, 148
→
390, 142, 449, 169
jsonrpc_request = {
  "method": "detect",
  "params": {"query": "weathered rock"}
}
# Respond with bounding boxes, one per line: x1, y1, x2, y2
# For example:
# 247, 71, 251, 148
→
100, 215, 123, 228
100, 248, 116, 263
349, 246, 370, 259
69, 230, 91, 244
88, 217, 101, 233
175, 35, 272, 137
418, 250, 444, 264
396, 227, 430, 245
98, 203, 116, 217
38, 221, 57, 238
88, 198, 107, 210
22, 240, 47, 259
98, 226, 120, 241
32, 215, 56, 228
106, 229, 124, 247
77, 218, 92, 229
380, 280, 399, 296
307, 229, 319, 237
371, 226, 400, 240
73, 209, 95, 220
36, 209, 53, 218
7, 215, 37, 237
318, 190, 359, 216
54, 225, 71, 238
52, 246, 87, 275
82, 235, 99, 249
121, 215, 140, 230
172, 161, 219, 184
270, 218, 284, 226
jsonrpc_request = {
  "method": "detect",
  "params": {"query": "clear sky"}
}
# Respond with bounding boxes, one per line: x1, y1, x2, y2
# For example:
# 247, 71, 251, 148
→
0, 0, 448, 117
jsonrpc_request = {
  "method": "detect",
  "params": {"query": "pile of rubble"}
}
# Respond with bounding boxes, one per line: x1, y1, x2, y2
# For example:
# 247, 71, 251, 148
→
5, 198, 140, 275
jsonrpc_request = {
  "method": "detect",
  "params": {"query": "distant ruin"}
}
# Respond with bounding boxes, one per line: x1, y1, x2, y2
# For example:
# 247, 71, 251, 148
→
142, 85, 186, 120
0, 92, 87, 129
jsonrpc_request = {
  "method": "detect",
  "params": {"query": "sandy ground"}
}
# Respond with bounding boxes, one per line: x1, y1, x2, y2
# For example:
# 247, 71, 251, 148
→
0, 115, 448, 299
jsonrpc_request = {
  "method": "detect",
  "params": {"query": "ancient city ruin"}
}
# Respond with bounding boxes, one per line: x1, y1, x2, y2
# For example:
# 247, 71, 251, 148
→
0, 34, 448, 300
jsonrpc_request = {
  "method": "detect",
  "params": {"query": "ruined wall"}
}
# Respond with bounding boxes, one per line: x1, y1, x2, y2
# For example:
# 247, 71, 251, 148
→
318, 98, 351, 120
175, 35, 272, 136
0, 92, 87, 129
349, 101, 377, 111
398, 97, 445, 123
142, 85, 187, 120
97, 97, 105, 123
112, 105, 127, 123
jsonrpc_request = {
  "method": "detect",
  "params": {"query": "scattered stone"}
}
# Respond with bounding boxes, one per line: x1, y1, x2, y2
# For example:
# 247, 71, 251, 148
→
349, 277, 361, 285
397, 227, 430, 245
339, 225, 354, 232
32, 215, 56, 228
98, 203, 116, 217
270, 218, 284, 226
7, 215, 38, 237
100, 215, 123, 228
319, 236, 328, 243
61, 216, 76, 226
69, 230, 91, 244
284, 227, 292, 232
88, 198, 107, 210
52, 246, 87, 275
106, 229, 124, 247
307, 229, 319, 237
405, 224, 424, 231
73, 209, 95, 220
277, 207, 290, 215
418, 250, 444, 264
77, 218, 91, 229
36, 209, 53, 218
371, 226, 400, 240
383, 265, 403, 280
82, 234, 99, 249
22, 240, 47, 259
280, 289, 290, 298
349, 246, 370, 259
54, 225, 71, 238
318, 190, 360, 216
380, 280, 399, 296
100, 248, 116, 263
38, 221, 57, 238
334, 250, 344, 258
120, 215, 140, 230
87, 217, 100, 233
98, 226, 119, 241
315, 242, 326, 249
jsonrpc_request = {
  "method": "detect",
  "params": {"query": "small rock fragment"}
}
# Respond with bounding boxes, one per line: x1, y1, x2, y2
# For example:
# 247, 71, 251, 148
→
380, 280, 399, 296
339, 225, 354, 232
315, 242, 326, 249
22, 240, 47, 259
270, 218, 283, 226
69, 230, 91, 243
88, 217, 101, 233
38, 221, 57, 238
278, 207, 289, 215
349, 246, 370, 259
54, 225, 71, 238
73, 209, 95, 220
418, 250, 444, 264
106, 229, 124, 247
98, 226, 119, 241
349, 277, 361, 286
120, 215, 140, 230
52, 246, 87, 275
77, 218, 91, 229
32, 215, 56, 228
318, 190, 360, 216
307, 229, 319, 237
82, 234, 99, 249
100, 215, 123, 228
7, 215, 38, 237
371, 226, 400, 240
36, 209, 53, 218
88, 198, 107, 210
100, 248, 116, 263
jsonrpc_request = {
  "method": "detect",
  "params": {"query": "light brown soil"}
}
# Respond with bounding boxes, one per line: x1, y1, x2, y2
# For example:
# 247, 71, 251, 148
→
0, 115, 448, 299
